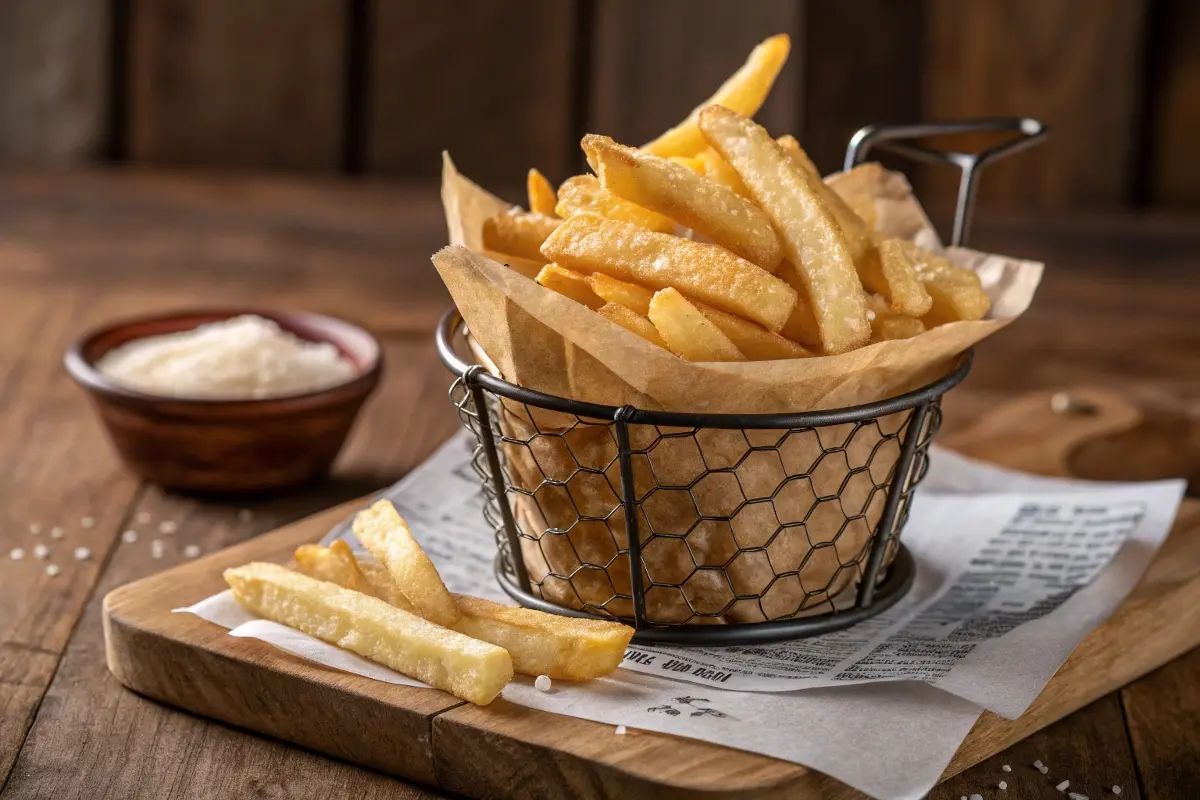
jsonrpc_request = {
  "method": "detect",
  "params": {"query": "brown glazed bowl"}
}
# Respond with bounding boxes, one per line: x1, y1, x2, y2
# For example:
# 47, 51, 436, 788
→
64, 309, 382, 494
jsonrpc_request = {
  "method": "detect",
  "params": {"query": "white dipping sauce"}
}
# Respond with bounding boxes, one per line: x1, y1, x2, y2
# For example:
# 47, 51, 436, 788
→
96, 314, 356, 399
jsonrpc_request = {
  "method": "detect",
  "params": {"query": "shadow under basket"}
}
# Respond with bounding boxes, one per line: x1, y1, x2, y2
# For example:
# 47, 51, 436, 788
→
437, 310, 972, 646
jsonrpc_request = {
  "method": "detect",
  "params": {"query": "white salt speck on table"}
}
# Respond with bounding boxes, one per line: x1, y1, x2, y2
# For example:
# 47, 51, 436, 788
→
150, 540, 166, 559
29, 523, 41, 535
999, 781, 1008, 790
32, 544, 50, 560
1002, 764, 1012, 772
1068, 792, 1089, 800
10, 548, 25, 561
1057, 779, 1070, 791
1039, 765, 1050, 775
183, 544, 202, 559
969, 794, 983, 800
122, 530, 138, 543
73, 546, 92, 561
159, 520, 177, 535
50, 527, 64, 539
45, 564, 60, 577
136, 511, 151, 524
81, 516, 96, 529
1112, 786, 1122, 795
534, 675, 552, 692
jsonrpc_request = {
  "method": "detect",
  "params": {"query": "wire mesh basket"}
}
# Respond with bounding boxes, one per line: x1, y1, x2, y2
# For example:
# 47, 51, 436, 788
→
437, 119, 1045, 646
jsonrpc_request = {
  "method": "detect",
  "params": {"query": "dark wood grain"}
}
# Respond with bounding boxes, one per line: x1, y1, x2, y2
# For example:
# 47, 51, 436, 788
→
367, 1, 576, 192
588, 1, 801, 155
0, 0, 110, 164
1148, 0, 1200, 207
799, 0, 922, 175
920, 0, 1149, 210
128, 0, 345, 170
1122, 646, 1200, 799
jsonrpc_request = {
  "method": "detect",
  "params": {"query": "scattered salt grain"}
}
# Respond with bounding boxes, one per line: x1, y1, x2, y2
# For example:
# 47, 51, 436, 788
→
1112, 786, 1121, 795
238, 508, 253, 522
999, 781, 1008, 791
136, 511, 151, 524
970, 794, 983, 800
1068, 793, 1089, 800
50, 526, 64, 539
1033, 760, 1044, 769
73, 546, 91, 561
32, 544, 50, 560
183, 544, 202, 559
159, 520, 177, 535
122, 529, 138, 543
150, 539, 166, 559
81, 516, 96, 528
534, 675, 552, 692
29, 523, 41, 535
1040, 765, 1050, 775
10, 548, 25, 561
960, 795, 967, 800
45, 564, 60, 577
1057, 780, 1070, 791
1002, 764, 1012, 772
614, 725, 626, 735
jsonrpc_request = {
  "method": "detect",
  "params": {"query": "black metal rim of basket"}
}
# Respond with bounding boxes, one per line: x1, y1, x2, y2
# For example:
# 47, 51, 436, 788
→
437, 117, 1046, 646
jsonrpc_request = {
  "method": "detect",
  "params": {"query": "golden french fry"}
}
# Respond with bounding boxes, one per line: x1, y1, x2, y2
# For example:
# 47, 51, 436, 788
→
776, 134, 817, 175
584, 134, 784, 271
648, 288, 745, 362
555, 175, 675, 233
696, 303, 812, 360
888, 241, 990, 326
597, 302, 668, 349
699, 105, 869, 354
866, 293, 926, 342
294, 541, 417, 613
224, 562, 513, 705
825, 163, 884, 230
776, 261, 821, 347
696, 148, 751, 197
482, 250, 543, 279
643, 33, 791, 158
541, 215, 797, 332
353, 500, 461, 628
669, 155, 704, 173
482, 209, 560, 263
536, 264, 604, 309
588, 272, 654, 316
872, 238, 934, 317
527, 168, 558, 216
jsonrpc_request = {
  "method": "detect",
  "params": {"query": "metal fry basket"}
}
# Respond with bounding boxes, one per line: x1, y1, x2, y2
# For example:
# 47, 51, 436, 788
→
437, 119, 1046, 646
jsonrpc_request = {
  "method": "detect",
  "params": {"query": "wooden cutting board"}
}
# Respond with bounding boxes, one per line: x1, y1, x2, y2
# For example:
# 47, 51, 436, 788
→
102, 388, 1200, 799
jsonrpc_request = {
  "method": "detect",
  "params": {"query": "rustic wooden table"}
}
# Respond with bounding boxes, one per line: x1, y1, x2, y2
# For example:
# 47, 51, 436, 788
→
0, 170, 1196, 799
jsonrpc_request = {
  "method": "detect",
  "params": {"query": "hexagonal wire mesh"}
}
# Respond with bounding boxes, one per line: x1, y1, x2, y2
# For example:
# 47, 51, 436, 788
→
438, 311, 972, 645
434, 118, 1042, 645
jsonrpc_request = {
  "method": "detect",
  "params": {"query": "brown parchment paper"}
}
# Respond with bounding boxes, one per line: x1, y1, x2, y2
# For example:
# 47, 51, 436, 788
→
432, 151, 1044, 624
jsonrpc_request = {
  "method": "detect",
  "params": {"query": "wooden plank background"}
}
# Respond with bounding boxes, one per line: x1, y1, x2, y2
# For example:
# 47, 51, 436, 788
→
0, 0, 1197, 212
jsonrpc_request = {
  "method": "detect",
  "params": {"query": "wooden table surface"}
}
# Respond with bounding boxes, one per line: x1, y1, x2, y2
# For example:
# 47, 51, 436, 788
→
0, 169, 1196, 800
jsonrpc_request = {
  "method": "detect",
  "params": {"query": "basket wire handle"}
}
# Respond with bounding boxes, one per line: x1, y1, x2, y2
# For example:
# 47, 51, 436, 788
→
844, 117, 1048, 247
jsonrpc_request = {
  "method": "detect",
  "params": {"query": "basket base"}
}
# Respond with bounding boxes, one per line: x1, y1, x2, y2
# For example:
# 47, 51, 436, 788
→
494, 545, 915, 647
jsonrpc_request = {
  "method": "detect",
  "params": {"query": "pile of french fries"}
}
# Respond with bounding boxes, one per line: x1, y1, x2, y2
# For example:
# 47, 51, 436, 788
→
482, 34, 990, 361
224, 500, 634, 705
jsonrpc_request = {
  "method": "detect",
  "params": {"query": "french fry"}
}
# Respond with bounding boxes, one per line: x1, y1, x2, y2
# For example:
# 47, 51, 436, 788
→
776, 261, 821, 348
588, 271, 654, 315
482, 209, 560, 263
583, 134, 784, 271
541, 215, 797, 332
777, 135, 931, 316
482, 250, 543, 279
296, 546, 634, 680
696, 303, 812, 360
872, 237, 934, 317
669, 155, 705, 173
642, 33, 791, 158
526, 168, 557, 216
555, 175, 675, 233
648, 288, 746, 362
597, 302, 668, 349
889, 240, 991, 326
696, 148, 751, 197
699, 105, 869, 354
536, 264, 604, 309
294, 541, 416, 613
866, 294, 926, 342
825, 163, 884, 230
353, 500, 461, 628
224, 562, 513, 705
357, 561, 419, 610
